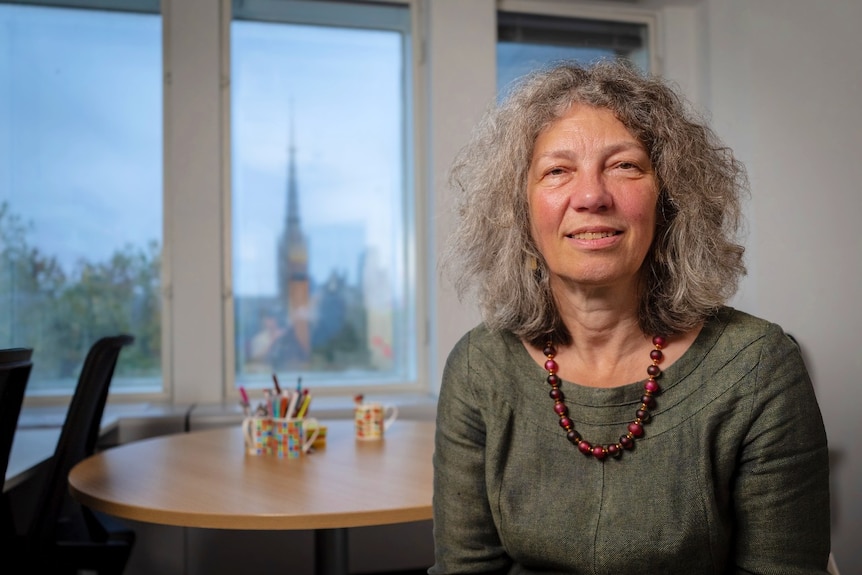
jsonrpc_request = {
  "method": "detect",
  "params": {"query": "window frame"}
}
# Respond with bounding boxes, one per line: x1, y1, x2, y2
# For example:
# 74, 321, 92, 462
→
222, 0, 426, 397
497, 0, 660, 73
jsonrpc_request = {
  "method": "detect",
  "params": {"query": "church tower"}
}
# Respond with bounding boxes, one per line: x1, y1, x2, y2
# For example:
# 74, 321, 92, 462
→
277, 119, 311, 359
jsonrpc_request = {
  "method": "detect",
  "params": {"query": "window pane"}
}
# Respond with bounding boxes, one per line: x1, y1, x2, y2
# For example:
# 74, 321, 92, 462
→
0, 3, 163, 395
231, 2, 415, 389
497, 11, 650, 96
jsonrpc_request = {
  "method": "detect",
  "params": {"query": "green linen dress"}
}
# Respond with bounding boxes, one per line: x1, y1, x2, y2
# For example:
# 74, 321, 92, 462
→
431, 307, 830, 574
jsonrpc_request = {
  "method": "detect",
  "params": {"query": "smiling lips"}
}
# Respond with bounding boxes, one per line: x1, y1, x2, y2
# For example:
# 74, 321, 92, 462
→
567, 231, 620, 240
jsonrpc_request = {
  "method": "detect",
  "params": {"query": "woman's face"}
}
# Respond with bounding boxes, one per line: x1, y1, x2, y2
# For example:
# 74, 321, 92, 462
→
528, 103, 658, 293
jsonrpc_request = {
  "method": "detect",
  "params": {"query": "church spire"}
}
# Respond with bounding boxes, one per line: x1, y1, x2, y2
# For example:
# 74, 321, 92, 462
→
277, 102, 311, 359
281, 100, 307, 281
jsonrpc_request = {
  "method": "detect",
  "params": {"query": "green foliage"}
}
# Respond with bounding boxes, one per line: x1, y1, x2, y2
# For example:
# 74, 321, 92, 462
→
0, 201, 161, 388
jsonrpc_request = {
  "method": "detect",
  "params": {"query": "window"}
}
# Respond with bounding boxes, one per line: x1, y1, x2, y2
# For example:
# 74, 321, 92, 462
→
0, 0, 162, 396
497, 11, 651, 96
230, 0, 416, 390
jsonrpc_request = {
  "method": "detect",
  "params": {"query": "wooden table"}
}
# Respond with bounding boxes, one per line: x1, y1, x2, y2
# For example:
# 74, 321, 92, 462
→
68, 419, 435, 575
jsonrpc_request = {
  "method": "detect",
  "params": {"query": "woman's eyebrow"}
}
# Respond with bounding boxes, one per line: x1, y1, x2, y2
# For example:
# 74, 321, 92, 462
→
533, 141, 647, 162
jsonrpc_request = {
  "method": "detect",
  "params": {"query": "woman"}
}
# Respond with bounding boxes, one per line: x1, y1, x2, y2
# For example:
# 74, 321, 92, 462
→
432, 59, 830, 574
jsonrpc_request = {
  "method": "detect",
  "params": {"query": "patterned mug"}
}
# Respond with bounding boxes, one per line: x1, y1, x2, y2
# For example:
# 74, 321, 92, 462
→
242, 416, 274, 455
354, 402, 398, 440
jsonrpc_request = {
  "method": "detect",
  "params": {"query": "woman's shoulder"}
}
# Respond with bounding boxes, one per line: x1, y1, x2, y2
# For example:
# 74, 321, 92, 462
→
655, 307, 812, 438
445, 323, 532, 375
710, 306, 794, 343
448, 323, 519, 358
695, 306, 801, 369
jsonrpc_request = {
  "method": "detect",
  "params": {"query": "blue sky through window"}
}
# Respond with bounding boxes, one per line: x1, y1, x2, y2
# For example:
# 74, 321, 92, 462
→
231, 20, 404, 297
0, 4, 162, 273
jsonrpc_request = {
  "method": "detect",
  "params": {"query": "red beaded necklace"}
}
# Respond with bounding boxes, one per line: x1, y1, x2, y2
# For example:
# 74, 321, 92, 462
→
543, 335, 665, 460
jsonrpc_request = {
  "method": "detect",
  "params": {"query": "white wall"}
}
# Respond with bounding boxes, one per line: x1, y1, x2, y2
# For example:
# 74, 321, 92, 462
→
649, 0, 862, 571
424, 0, 492, 397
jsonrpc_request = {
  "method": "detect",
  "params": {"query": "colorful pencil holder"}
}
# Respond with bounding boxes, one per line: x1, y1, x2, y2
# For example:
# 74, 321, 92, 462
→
270, 417, 320, 458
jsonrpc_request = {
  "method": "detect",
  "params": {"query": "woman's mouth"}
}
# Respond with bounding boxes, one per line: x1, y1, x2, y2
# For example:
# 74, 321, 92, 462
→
567, 231, 620, 240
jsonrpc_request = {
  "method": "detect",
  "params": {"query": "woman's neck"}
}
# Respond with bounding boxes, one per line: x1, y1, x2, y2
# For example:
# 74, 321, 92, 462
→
525, 282, 701, 387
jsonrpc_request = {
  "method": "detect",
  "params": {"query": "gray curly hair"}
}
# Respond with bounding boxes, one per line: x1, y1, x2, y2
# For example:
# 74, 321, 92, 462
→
441, 58, 747, 345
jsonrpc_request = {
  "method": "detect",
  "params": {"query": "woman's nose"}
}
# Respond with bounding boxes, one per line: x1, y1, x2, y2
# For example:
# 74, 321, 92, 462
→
571, 171, 612, 212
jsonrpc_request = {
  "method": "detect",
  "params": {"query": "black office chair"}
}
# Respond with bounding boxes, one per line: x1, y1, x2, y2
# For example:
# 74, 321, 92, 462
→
20, 335, 136, 574
0, 348, 33, 545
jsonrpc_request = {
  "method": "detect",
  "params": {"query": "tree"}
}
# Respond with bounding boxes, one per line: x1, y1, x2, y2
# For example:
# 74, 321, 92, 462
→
0, 201, 161, 391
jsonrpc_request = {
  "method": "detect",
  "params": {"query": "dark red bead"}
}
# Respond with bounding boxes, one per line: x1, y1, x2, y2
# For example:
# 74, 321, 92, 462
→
544, 358, 558, 372
553, 402, 568, 416
620, 435, 634, 449
650, 349, 663, 362
543, 344, 556, 357
549, 388, 563, 400
652, 335, 666, 347
559, 416, 573, 429
607, 444, 621, 457
647, 364, 661, 377
636, 409, 650, 422
628, 422, 644, 437
578, 441, 592, 455
642, 395, 656, 408
566, 430, 580, 444
644, 379, 660, 394
547, 374, 560, 386
592, 446, 606, 460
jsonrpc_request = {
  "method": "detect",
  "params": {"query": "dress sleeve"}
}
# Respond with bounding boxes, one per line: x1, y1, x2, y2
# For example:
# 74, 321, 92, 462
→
730, 325, 831, 574
429, 332, 511, 574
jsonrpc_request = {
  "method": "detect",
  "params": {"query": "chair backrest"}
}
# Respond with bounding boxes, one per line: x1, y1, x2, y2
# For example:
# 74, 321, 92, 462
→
0, 347, 33, 486
27, 335, 133, 543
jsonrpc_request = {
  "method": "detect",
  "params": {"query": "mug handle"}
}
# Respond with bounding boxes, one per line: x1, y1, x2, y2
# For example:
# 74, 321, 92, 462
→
302, 417, 321, 453
242, 417, 253, 449
383, 404, 398, 431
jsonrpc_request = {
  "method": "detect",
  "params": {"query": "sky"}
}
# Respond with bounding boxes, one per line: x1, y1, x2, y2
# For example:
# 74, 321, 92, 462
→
0, 5, 162, 271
